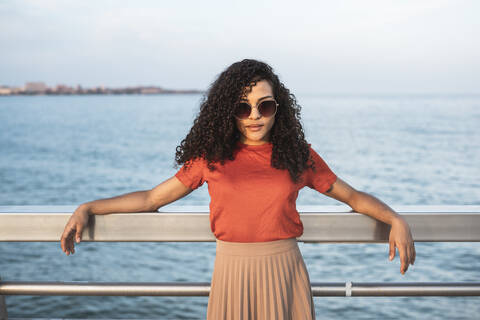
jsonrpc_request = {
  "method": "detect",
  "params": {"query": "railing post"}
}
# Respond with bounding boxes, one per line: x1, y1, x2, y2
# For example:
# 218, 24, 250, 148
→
0, 277, 8, 320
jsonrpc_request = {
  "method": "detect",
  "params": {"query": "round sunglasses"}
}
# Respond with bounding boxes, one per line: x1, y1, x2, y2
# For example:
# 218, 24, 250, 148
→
233, 99, 278, 120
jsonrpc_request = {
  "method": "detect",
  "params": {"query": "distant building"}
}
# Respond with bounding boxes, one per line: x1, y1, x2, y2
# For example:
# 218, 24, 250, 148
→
140, 87, 164, 94
76, 84, 84, 94
55, 84, 75, 94
25, 82, 47, 94
0, 86, 12, 95
11, 87, 24, 94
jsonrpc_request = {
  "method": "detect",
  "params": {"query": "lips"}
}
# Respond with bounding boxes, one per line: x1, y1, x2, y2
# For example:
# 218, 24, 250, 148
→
246, 124, 264, 132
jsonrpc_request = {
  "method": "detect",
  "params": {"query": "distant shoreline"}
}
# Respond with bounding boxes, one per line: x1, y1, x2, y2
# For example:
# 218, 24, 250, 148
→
0, 91, 205, 96
0, 83, 205, 96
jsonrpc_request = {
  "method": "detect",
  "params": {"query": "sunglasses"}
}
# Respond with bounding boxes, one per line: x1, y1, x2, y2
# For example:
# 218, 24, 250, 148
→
233, 99, 278, 120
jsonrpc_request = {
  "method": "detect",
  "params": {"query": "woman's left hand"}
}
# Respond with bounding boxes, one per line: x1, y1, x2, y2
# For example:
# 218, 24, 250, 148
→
389, 217, 416, 274
322, 178, 417, 275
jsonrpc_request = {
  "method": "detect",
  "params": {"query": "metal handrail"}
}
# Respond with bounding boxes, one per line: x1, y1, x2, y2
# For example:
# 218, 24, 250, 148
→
1, 281, 480, 297
1, 205, 479, 242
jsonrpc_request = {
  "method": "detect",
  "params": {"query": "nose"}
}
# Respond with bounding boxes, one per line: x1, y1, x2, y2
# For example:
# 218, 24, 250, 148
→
249, 106, 262, 120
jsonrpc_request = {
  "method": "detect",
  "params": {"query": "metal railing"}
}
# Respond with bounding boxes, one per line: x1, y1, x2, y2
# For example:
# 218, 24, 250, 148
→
1, 205, 480, 318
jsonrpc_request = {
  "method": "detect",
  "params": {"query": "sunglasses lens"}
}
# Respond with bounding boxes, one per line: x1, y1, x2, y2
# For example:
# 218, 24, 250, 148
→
234, 103, 251, 119
258, 100, 277, 117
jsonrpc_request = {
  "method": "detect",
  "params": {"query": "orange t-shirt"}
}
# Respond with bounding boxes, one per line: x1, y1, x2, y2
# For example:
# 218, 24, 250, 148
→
174, 141, 337, 242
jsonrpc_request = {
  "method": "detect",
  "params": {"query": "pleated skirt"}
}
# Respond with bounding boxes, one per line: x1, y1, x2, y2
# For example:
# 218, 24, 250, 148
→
207, 237, 316, 320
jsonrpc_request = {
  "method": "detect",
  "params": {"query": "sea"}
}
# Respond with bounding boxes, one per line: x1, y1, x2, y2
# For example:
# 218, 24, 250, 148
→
0, 93, 479, 319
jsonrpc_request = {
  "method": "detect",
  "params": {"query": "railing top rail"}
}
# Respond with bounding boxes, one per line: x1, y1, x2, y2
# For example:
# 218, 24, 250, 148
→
1, 205, 479, 242
1, 204, 480, 213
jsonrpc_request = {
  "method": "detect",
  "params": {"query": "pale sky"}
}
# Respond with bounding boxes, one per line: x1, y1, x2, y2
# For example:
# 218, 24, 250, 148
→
1, 0, 479, 94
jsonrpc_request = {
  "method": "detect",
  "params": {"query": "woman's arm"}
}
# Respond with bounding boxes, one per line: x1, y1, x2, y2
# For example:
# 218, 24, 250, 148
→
82, 176, 193, 215
324, 177, 416, 275
60, 176, 192, 255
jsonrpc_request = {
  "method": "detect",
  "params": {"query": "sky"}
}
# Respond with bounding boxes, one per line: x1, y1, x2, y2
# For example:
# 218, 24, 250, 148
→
1, 0, 479, 95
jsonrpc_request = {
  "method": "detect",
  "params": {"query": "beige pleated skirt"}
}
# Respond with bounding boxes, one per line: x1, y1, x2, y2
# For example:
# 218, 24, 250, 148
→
207, 237, 316, 320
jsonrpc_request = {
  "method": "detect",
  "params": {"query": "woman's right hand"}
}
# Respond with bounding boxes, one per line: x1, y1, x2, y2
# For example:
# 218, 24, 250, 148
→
59, 176, 192, 255
60, 205, 90, 255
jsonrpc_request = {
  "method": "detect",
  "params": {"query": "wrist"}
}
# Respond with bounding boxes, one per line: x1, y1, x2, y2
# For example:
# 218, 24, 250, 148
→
391, 214, 406, 226
79, 203, 93, 216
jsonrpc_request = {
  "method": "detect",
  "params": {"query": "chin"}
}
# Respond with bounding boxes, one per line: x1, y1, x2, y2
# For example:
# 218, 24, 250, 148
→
243, 133, 269, 144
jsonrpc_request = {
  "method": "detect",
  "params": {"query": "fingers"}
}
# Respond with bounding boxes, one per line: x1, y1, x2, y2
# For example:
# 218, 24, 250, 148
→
67, 232, 75, 254
64, 232, 72, 254
408, 241, 416, 266
398, 244, 408, 274
397, 241, 417, 275
389, 240, 395, 261
407, 242, 414, 267
75, 223, 84, 243
60, 224, 79, 256
405, 238, 416, 268
60, 226, 73, 255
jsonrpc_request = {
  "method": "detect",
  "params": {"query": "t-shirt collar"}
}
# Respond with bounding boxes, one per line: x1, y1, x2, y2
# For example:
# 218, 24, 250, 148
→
236, 140, 273, 151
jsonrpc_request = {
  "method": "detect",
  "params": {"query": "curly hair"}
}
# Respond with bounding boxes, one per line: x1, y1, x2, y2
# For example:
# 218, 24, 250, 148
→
175, 58, 315, 183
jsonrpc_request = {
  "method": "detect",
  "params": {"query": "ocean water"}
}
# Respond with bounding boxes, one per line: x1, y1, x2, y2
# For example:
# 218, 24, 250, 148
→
0, 94, 479, 319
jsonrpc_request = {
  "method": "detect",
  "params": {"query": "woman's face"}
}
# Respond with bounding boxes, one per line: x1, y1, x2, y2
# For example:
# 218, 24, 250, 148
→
235, 79, 276, 145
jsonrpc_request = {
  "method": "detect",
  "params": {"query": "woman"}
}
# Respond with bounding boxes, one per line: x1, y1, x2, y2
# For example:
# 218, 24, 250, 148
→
61, 59, 416, 319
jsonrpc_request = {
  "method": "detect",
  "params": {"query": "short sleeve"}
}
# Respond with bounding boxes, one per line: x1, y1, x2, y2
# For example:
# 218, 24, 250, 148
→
174, 157, 207, 190
304, 146, 337, 193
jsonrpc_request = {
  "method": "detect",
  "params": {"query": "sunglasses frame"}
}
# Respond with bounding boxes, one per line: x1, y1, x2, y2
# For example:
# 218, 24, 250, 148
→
233, 99, 279, 120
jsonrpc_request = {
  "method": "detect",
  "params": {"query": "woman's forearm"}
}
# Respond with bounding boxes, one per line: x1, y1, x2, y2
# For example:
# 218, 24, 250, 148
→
350, 191, 403, 225
80, 190, 154, 215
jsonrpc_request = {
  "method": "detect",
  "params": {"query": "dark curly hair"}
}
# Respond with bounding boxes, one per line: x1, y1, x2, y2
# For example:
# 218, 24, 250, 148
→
175, 58, 315, 183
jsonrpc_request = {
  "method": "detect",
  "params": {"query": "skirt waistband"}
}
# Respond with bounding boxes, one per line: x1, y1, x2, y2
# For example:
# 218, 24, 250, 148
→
215, 238, 298, 256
